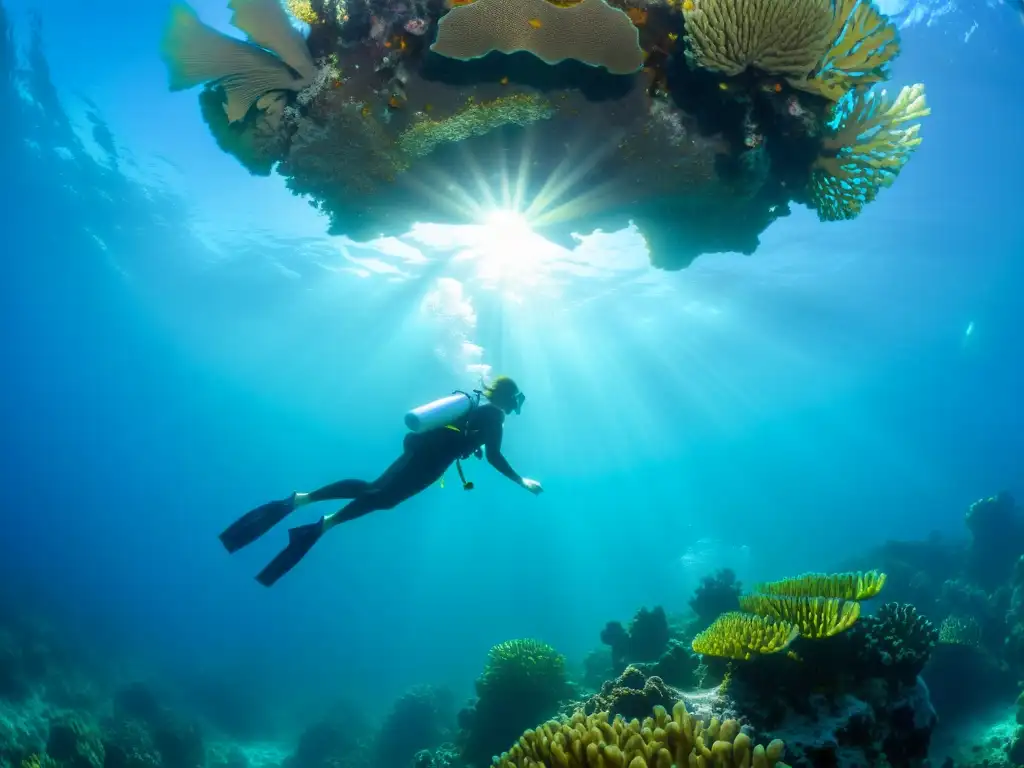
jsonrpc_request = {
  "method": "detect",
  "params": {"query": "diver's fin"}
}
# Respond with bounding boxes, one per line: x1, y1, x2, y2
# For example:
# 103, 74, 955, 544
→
218, 494, 296, 554
255, 519, 324, 587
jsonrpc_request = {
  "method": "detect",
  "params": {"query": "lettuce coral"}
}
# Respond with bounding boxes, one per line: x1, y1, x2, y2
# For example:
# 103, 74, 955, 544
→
810, 83, 929, 221
738, 596, 860, 639
691, 612, 799, 660
494, 702, 791, 768
753, 570, 887, 601
430, 0, 644, 74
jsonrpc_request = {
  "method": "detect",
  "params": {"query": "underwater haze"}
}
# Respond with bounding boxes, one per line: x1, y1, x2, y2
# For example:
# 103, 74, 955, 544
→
1, 0, 1023, 765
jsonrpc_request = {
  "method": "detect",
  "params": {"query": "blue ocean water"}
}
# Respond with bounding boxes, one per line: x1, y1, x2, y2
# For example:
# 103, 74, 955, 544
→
0, 0, 1023, 764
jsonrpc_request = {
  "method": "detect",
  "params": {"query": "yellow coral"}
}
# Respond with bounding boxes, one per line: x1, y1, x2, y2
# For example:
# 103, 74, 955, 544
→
431, 0, 644, 75
810, 83, 929, 221
495, 702, 791, 767
286, 0, 321, 25
739, 596, 860, 639
691, 612, 799, 660
398, 94, 555, 159
795, 0, 900, 101
754, 570, 887, 601
681, 0, 834, 79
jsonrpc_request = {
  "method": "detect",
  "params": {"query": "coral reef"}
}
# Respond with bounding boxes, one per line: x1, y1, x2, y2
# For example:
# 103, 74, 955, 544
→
630, 641, 702, 690
600, 607, 671, 672
160, 0, 931, 269
688, 569, 742, 635
965, 492, 1024, 590
373, 685, 456, 767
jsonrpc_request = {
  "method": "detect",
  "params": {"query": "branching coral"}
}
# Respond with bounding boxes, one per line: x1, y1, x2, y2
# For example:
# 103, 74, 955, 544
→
160, 0, 316, 122
796, 0, 900, 101
738, 596, 860, 639
495, 702, 791, 768
937, 615, 982, 647
853, 602, 938, 684
430, 0, 644, 74
753, 570, 887, 601
809, 83, 929, 221
681, 0, 834, 79
691, 612, 799, 660
398, 94, 555, 160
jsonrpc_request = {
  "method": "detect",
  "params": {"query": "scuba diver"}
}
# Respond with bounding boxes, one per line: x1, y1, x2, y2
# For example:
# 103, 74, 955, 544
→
219, 376, 544, 587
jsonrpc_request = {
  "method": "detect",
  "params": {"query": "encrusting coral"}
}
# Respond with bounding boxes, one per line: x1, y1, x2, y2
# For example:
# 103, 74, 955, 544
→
494, 702, 791, 768
810, 83, 929, 221
398, 94, 556, 159
431, 0, 644, 74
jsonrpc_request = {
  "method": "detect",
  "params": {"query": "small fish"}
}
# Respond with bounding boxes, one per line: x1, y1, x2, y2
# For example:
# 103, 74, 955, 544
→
500, 76, 509, 85
718, 82, 729, 91
528, 17, 542, 27
682, 0, 694, 10
667, 32, 678, 42
626, 7, 647, 24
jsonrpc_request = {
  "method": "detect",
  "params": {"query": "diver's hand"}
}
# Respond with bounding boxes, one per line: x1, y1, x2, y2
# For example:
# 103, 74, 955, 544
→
521, 478, 544, 495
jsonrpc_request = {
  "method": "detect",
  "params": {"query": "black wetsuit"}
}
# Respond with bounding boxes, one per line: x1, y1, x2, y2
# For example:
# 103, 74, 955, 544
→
308, 402, 521, 524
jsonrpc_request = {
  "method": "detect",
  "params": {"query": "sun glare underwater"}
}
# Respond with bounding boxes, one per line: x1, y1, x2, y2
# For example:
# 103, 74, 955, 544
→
0, 0, 1023, 768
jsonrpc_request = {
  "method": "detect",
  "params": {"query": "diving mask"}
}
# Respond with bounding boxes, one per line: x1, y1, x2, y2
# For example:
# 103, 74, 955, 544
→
513, 391, 526, 415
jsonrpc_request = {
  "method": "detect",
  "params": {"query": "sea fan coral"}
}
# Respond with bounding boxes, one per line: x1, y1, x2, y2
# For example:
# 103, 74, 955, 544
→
160, 0, 316, 122
810, 83, 929, 221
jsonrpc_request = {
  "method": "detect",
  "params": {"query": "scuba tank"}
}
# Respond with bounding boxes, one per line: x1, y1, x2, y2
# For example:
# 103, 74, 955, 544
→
404, 390, 483, 490
404, 391, 479, 433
